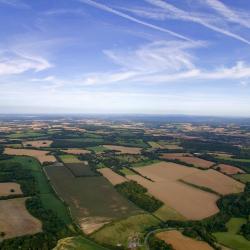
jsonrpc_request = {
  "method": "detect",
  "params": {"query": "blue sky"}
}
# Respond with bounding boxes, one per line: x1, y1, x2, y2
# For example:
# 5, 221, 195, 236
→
0, 0, 250, 116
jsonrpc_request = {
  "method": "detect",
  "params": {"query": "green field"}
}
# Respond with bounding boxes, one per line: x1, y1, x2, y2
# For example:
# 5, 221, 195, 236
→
132, 159, 161, 168
7, 131, 46, 139
92, 213, 160, 249
54, 236, 109, 250
59, 154, 82, 163
148, 141, 162, 148
45, 165, 141, 232
117, 154, 146, 163
87, 145, 109, 153
120, 167, 135, 175
233, 174, 250, 183
213, 218, 250, 250
2, 156, 72, 224
5, 143, 22, 148
153, 205, 186, 221
217, 155, 250, 163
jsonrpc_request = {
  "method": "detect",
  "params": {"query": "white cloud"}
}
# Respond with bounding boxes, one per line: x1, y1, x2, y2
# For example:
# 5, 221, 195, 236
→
103, 40, 201, 73
79, 41, 250, 85
200, 61, 250, 79
78, 0, 192, 41
82, 71, 138, 85
143, 0, 250, 45
44, 9, 85, 16
79, 40, 203, 85
204, 0, 250, 28
0, 0, 29, 8
0, 51, 52, 76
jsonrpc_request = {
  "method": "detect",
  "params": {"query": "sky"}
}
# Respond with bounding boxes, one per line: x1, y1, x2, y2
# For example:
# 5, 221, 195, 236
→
0, 0, 250, 116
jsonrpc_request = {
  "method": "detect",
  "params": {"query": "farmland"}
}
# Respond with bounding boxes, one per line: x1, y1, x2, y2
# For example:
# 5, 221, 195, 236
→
127, 172, 219, 220
66, 163, 97, 177
4, 148, 56, 164
215, 163, 245, 175
54, 236, 109, 250
98, 167, 127, 185
234, 174, 250, 183
22, 140, 53, 148
1, 116, 250, 249
181, 169, 244, 195
0, 182, 22, 197
1, 156, 72, 225
59, 154, 82, 163
161, 153, 214, 168
92, 213, 160, 248
62, 148, 90, 155
156, 230, 213, 250
0, 198, 42, 239
126, 161, 244, 219
45, 164, 140, 234
103, 145, 142, 154
149, 141, 182, 150
213, 218, 250, 250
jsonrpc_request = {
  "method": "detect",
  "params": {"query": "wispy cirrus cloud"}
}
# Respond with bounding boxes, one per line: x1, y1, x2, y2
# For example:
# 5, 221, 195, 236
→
44, 9, 85, 16
204, 0, 250, 28
0, 0, 29, 9
104, 40, 201, 73
0, 51, 51, 76
79, 40, 202, 85
77, 0, 192, 41
137, 61, 250, 83
142, 0, 250, 45
79, 40, 250, 85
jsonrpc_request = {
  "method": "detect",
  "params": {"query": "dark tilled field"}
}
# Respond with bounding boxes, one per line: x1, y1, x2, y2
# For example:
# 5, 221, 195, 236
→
44, 165, 140, 231
65, 163, 97, 177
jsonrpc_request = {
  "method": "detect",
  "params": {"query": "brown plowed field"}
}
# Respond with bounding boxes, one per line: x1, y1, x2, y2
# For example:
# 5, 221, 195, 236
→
126, 161, 243, 219
62, 148, 91, 155
156, 230, 213, 250
215, 164, 245, 175
22, 140, 53, 148
127, 174, 219, 220
4, 148, 56, 164
0, 182, 23, 197
98, 168, 127, 185
161, 153, 214, 168
0, 198, 42, 239
181, 169, 244, 195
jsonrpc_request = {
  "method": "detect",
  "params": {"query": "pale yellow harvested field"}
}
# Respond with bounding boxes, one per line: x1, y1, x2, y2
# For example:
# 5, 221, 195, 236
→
98, 168, 127, 185
0, 198, 42, 239
148, 141, 164, 149
157, 230, 213, 250
4, 148, 56, 164
0, 182, 23, 197
161, 153, 214, 168
164, 144, 183, 150
128, 174, 218, 220
133, 161, 200, 181
22, 140, 53, 148
62, 148, 90, 155
103, 145, 142, 154
215, 164, 245, 175
181, 169, 245, 195
127, 162, 219, 220
80, 216, 111, 235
